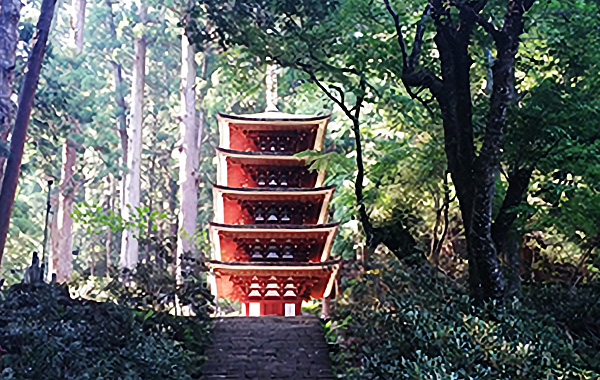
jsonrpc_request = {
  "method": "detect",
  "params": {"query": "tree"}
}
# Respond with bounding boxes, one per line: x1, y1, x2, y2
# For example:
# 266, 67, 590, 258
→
0, 0, 23, 184
0, 0, 58, 267
196, 0, 600, 300
1, 0, 261, 283
176, 23, 200, 281
120, 1, 147, 270
52, 0, 88, 282
104, 0, 129, 209
382, 0, 537, 299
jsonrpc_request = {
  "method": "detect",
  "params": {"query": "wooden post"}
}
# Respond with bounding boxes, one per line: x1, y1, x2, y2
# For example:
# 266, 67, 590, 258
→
0, 0, 58, 266
41, 180, 54, 268
321, 297, 331, 319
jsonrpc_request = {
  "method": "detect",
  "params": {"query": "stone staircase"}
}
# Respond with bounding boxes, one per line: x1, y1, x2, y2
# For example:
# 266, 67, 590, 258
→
201, 315, 335, 380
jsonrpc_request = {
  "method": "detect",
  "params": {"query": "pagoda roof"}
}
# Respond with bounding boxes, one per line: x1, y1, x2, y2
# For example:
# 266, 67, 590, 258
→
213, 185, 335, 224
208, 259, 340, 270
213, 185, 335, 225
216, 147, 326, 188
217, 147, 313, 165
217, 146, 305, 158
209, 222, 339, 262
213, 184, 334, 197
209, 221, 339, 235
208, 259, 341, 298
217, 111, 330, 152
217, 111, 330, 124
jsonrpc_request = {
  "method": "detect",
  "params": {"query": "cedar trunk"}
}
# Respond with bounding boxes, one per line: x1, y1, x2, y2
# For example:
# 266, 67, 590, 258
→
105, 176, 116, 274
104, 0, 128, 208
0, 0, 23, 184
120, 3, 147, 269
176, 31, 199, 283
56, 139, 77, 282
72, 0, 86, 51
50, 0, 86, 282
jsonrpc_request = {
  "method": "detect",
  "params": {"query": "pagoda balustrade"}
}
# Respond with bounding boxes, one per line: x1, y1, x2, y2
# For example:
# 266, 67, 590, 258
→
237, 201, 318, 225
242, 165, 316, 188
240, 238, 323, 262
229, 125, 318, 153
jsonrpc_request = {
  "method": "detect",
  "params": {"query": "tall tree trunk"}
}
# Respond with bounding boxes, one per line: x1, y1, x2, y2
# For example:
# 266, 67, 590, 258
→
466, 11, 526, 299
0, 0, 23, 185
120, 2, 147, 270
491, 166, 533, 294
104, 0, 128, 209
432, 21, 488, 297
72, 0, 86, 51
379, 0, 536, 299
51, 0, 86, 282
105, 175, 115, 275
176, 30, 199, 283
168, 176, 178, 274
55, 138, 77, 282
0, 0, 58, 265
53, 139, 78, 281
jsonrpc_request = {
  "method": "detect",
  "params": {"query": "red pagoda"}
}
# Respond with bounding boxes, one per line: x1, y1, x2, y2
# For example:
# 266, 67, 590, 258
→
207, 110, 340, 317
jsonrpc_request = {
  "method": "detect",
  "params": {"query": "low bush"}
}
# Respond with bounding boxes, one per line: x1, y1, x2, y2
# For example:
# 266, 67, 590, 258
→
0, 283, 211, 379
328, 253, 600, 379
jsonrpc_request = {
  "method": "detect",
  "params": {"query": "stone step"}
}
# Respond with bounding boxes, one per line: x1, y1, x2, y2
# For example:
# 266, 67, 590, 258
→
201, 316, 335, 380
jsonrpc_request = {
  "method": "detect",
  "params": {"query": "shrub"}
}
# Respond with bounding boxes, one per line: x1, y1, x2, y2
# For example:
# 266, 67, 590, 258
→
328, 253, 600, 379
0, 283, 211, 379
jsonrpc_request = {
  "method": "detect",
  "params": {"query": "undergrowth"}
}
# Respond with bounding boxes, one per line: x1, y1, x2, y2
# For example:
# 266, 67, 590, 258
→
328, 253, 600, 379
0, 262, 212, 380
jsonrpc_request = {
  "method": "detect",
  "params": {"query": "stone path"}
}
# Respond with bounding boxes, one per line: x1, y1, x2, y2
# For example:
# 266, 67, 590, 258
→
201, 315, 335, 380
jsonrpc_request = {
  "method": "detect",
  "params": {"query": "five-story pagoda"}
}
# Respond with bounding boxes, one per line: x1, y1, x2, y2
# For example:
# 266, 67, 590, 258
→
207, 110, 340, 317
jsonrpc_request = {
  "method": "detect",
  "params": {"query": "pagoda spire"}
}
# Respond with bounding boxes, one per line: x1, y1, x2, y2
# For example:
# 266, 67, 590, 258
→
265, 61, 278, 112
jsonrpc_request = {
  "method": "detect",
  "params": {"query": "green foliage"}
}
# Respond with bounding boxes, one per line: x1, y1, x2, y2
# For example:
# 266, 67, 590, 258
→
196, 0, 600, 280
72, 202, 124, 235
101, 260, 213, 316
329, 253, 600, 379
0, 283, 211, 379
72, 202, 167, 239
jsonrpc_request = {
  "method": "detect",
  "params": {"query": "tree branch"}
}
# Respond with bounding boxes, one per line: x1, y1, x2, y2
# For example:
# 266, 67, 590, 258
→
383, 0, 408, 71
381, 2, 444, 98
523, 0, 536, 12
408, 4, 432, 68
453, 1, 501, 40
304, 69, 375, 241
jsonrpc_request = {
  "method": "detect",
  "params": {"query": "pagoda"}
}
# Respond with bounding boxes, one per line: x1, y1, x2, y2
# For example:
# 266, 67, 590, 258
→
207, 110, 340, 317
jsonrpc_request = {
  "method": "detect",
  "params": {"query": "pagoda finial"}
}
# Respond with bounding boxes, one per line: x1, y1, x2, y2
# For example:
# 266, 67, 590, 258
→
265, 60, 278, 112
